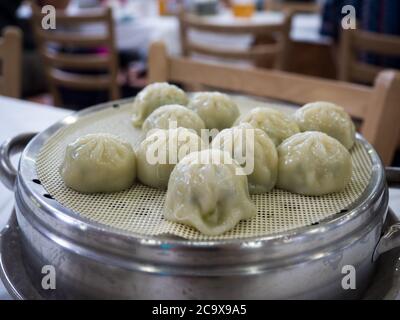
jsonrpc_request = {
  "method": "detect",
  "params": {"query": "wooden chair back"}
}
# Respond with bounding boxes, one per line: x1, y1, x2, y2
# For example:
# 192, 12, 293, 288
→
339, 29, 400, 84
31, 6, 119, 106
0, 27, 22, 98
179, 11, 291, 70
149, 41, 400, 165
265, 0, 321, 13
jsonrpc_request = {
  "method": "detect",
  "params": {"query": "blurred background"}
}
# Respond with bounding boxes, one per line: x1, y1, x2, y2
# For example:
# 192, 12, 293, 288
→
0, 0, 398, 106
0, 0, 399, 162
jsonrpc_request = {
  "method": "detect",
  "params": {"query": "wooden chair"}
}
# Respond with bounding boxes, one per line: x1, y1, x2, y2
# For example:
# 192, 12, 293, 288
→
339, 29, 400, 84
149, 41, 400, 165
179, 11, 292, 70
0, 27, 22, 98
31, 6, 119, 106
265, 0, 321, 13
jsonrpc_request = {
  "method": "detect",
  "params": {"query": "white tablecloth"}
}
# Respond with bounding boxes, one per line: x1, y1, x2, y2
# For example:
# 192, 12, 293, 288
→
113, 11, 327, 56
0, 96, 71, 300
0, 96, 398, 299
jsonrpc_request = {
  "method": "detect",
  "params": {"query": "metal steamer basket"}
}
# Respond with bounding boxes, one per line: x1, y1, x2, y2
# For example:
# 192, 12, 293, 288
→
1, 98, 400, 299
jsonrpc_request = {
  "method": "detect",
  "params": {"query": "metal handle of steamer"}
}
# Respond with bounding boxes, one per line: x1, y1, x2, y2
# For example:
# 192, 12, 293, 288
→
386, 167, 400, 188
372, 167, 400, 261
0, 133, 37, 190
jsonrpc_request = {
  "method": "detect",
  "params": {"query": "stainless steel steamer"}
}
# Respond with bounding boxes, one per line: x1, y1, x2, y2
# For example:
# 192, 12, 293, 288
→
1, 100, 400, 299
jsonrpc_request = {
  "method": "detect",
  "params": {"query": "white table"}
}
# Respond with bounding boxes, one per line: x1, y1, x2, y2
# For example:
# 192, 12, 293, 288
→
0, 96, 71, 300
113, 10, 327, 56
0, 96, 399, 299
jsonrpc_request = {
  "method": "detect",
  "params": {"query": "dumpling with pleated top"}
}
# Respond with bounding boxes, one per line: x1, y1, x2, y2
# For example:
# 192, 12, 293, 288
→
164, 149, 257, 236
277, 131, 352, 196
212, 123, 278, 194
293, 101, 356, 150
131, 82, 188, 127
142, 104, 206, 136
137, 127, 205, 189
235, 107, 300, 146
188, 92, 240, 130
60, 133, 136, 193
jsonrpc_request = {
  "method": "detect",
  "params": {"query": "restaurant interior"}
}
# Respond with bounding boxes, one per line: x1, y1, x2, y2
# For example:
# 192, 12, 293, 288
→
1, 0, 399, 162
0, 0, 400, 300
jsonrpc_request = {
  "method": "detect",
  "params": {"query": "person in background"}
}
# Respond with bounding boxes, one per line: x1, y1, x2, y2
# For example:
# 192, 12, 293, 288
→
0, 0, 70, 98
359, 0, 400, 69
321, 0, 400, 69
321, 0, 400, 166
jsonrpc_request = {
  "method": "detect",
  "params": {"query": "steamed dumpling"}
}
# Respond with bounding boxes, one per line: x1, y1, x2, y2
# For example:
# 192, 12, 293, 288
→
142, 104, 206, 135
137, 127, 205, 189
60, 133, 136, 193
277, 132, 352, 196
212, 123, 278, 194
294, 101, 356, 150
188, 92, 240, 130
131, 82, 188, 127
164, 149, 257, 236
235, 107, 300, 146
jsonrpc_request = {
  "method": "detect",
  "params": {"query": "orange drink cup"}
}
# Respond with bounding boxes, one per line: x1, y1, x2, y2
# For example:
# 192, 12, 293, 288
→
158, 0, 167, 16
232, 0, 255, 18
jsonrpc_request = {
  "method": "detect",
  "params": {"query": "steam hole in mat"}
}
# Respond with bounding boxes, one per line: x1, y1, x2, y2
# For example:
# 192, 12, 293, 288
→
109, 203, 126, 209
113, 104, 119, 108
43, 194, 54, 199
32, 179, 41, 185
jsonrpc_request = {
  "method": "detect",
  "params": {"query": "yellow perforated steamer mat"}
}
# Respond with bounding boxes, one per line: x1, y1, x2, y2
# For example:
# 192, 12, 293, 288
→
36, 96, 372, 240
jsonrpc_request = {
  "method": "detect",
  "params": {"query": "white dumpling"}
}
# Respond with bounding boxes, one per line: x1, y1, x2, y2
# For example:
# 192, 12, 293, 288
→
277, 132, 352, 196
188, 92, 240, 130
131, 82, 188, 127
164, 149, 257, 236
137, 127, 205, 189
235, 107, 300, 146
142, 104, 206, 135
294, 101, 356, 150
60, 133, 136, 193
212, 123, 278, 194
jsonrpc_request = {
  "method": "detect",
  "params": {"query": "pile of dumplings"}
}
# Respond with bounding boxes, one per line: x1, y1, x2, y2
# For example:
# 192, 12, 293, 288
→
60, 82, 356, 236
